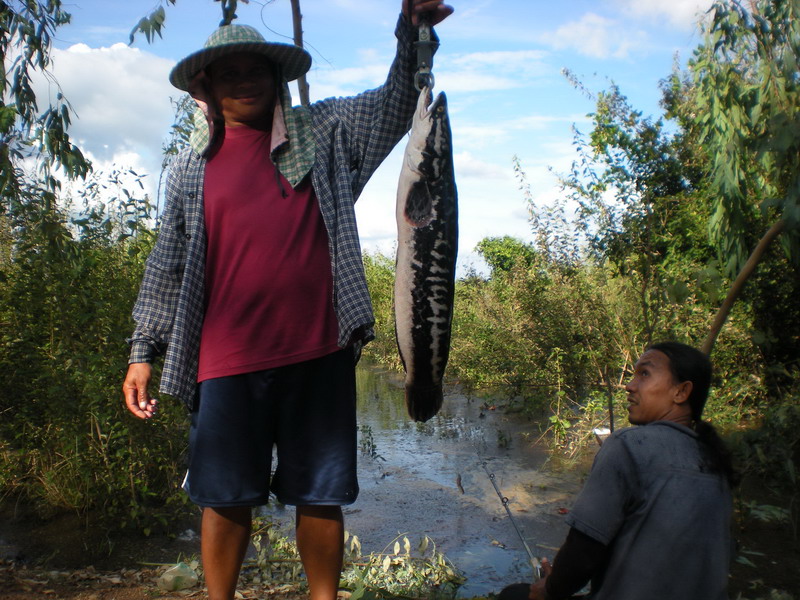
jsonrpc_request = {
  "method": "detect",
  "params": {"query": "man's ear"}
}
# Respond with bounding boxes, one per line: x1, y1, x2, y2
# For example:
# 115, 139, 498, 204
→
674, 380, 693, 405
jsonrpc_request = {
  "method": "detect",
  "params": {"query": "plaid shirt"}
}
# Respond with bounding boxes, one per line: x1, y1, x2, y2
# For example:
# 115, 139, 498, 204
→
129, 16, 432, 407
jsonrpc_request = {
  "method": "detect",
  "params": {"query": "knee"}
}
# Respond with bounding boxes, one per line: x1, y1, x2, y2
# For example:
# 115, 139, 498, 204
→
204, 505, 253, 528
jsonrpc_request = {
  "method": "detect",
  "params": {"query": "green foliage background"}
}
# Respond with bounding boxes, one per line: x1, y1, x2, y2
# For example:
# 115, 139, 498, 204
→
0, 174, 192, 531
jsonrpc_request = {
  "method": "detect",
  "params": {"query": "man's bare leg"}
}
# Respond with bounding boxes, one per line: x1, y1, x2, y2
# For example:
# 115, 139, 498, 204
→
296, 505, 344, 600
201, 506, 252, 600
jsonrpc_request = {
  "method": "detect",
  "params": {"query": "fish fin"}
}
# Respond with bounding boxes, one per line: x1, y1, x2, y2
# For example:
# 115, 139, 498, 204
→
404, 181, 434, 227
405, 383, 443, 422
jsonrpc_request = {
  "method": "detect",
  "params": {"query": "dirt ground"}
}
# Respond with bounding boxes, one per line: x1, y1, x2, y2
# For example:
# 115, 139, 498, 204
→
0, 560, 309, 600
0, 433, 797, 600
0, 504, 312, 600
1, 510, 798, 600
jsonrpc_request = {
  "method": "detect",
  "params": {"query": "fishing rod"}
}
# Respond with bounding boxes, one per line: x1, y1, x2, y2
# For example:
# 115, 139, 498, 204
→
482, 461, 543, 581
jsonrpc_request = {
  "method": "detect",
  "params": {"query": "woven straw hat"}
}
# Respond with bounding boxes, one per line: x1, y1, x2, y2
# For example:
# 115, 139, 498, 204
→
169, 24, 311, 90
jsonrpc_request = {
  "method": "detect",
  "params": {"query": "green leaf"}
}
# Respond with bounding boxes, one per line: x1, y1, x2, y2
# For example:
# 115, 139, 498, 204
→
735, 555, 757, 568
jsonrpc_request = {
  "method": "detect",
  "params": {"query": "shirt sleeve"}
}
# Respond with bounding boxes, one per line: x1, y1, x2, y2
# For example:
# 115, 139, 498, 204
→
127, 156, 190, 363
310, 13, 438, 199
565, 432, 638, 546
545, 527, 608, 600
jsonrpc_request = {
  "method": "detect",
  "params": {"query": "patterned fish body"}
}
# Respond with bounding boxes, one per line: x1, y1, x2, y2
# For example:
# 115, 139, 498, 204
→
394, 87, 458, 422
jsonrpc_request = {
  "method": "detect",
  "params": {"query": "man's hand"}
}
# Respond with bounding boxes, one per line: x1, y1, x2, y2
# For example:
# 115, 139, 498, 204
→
403, 0, 454, 26
123, 362, 158, 419
529, 558, 553, 600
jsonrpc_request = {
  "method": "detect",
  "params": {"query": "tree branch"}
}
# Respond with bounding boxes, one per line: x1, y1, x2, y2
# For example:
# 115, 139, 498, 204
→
290, 0, 310, 107
701, 219, 786, 356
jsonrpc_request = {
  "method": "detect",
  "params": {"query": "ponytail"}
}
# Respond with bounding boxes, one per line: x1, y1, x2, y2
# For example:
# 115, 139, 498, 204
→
695, 419, 738, 487
647, 341, 738, 487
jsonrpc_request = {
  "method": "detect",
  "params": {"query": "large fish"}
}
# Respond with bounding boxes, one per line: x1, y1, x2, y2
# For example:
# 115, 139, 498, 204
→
394, 87, 458, 422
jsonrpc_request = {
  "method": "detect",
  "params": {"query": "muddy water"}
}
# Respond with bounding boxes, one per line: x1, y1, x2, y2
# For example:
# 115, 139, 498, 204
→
265, 364, 589, 598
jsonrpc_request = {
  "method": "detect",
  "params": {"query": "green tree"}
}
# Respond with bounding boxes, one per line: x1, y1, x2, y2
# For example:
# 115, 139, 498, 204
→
679, 0, 800, 354
361, 250, 399, 367
514, 155, 582, 270
1, 1, 90, 215
0, 168, 193, 529
475, 235, 537, 277
0, 1, 201, 534
556, 82, 715, 345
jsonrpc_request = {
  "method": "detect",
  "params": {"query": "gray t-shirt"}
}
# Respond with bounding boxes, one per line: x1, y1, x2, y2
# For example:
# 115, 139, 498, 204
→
566, 421, 732, 600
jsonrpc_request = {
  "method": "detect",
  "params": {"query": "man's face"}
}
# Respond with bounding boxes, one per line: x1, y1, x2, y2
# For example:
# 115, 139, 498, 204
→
207, 52, 276, 128
625, 349, 688, 425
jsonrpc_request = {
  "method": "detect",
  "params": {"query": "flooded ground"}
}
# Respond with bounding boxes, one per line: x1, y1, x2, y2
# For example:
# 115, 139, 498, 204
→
1, 364, 798, 598
0, 363, 587, 599
264, 364, 589, 597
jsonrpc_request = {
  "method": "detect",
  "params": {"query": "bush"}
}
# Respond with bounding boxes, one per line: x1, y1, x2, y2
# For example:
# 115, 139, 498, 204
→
0, 186, 193, 531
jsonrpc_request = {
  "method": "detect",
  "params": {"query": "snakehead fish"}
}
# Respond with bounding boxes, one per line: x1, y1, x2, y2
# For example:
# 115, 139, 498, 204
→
394, 87, 458, 423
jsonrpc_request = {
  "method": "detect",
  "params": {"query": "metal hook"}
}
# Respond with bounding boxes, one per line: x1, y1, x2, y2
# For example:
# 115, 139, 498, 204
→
414, 19, 439, 91
415, 70, 435, 92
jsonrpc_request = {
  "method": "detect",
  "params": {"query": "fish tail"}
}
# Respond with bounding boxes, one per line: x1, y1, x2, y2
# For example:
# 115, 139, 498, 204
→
405, 383, 443, 422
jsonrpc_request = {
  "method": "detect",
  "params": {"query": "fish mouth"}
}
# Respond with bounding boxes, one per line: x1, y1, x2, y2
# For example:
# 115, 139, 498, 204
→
418, 87, 447, 118
429, 89, 447, 112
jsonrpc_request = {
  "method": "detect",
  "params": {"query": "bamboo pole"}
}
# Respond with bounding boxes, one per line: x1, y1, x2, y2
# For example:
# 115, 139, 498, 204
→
290, 0, 310, 107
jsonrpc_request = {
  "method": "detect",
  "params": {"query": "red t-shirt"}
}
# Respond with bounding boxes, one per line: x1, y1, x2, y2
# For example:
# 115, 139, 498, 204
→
197, 125, 339, 381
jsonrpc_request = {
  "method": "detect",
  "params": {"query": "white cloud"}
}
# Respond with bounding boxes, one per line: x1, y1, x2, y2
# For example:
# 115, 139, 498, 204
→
452, 124, 510, 151
83, 149, 159, 197
540, 13, 647, 60
310, 63, 395, 99
455, 151, 509, 181
452, 50, 548, 69
42, 42, 176, 168
24, 41, 180, 214
613, 0, 713, 29
512, 113, 578, 132
439, 49, 549, 92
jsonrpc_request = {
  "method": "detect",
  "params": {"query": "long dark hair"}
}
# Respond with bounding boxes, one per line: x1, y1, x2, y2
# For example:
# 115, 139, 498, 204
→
647, 341, 737, 486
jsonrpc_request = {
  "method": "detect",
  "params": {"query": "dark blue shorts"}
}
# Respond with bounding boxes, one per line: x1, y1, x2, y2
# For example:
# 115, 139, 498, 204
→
184, 349, 359, 508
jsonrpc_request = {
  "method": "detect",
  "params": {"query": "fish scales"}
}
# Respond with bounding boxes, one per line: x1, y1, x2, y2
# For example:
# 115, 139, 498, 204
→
394, 87, 458, 422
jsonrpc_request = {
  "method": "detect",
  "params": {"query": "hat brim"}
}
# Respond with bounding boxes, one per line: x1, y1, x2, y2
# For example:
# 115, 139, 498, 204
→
169, 41, 312, 90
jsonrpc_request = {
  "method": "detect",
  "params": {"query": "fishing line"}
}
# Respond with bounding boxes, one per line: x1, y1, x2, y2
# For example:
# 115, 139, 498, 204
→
481, 459, 543, 581
257, 0, 333, 68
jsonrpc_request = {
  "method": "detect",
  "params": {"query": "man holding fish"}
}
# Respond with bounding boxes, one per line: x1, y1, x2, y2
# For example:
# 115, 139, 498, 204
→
122, 2, 453, 599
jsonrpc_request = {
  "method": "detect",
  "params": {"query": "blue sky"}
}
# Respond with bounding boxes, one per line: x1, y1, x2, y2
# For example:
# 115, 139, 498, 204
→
46, 0, 714, 273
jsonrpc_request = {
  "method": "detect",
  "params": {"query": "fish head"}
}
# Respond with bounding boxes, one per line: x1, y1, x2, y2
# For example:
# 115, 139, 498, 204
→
413, 87, 449, 131
407, 87, 452, 172
400, 87, 454, 228
428, 89, 448, 119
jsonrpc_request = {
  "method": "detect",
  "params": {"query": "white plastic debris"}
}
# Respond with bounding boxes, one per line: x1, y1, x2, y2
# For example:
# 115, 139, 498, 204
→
157, 562, 198, 591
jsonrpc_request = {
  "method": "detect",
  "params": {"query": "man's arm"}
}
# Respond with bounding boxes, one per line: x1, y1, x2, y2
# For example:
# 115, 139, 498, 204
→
310, 1, 452, 199
529, 527, 608, 599
123, 152, 193, 417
